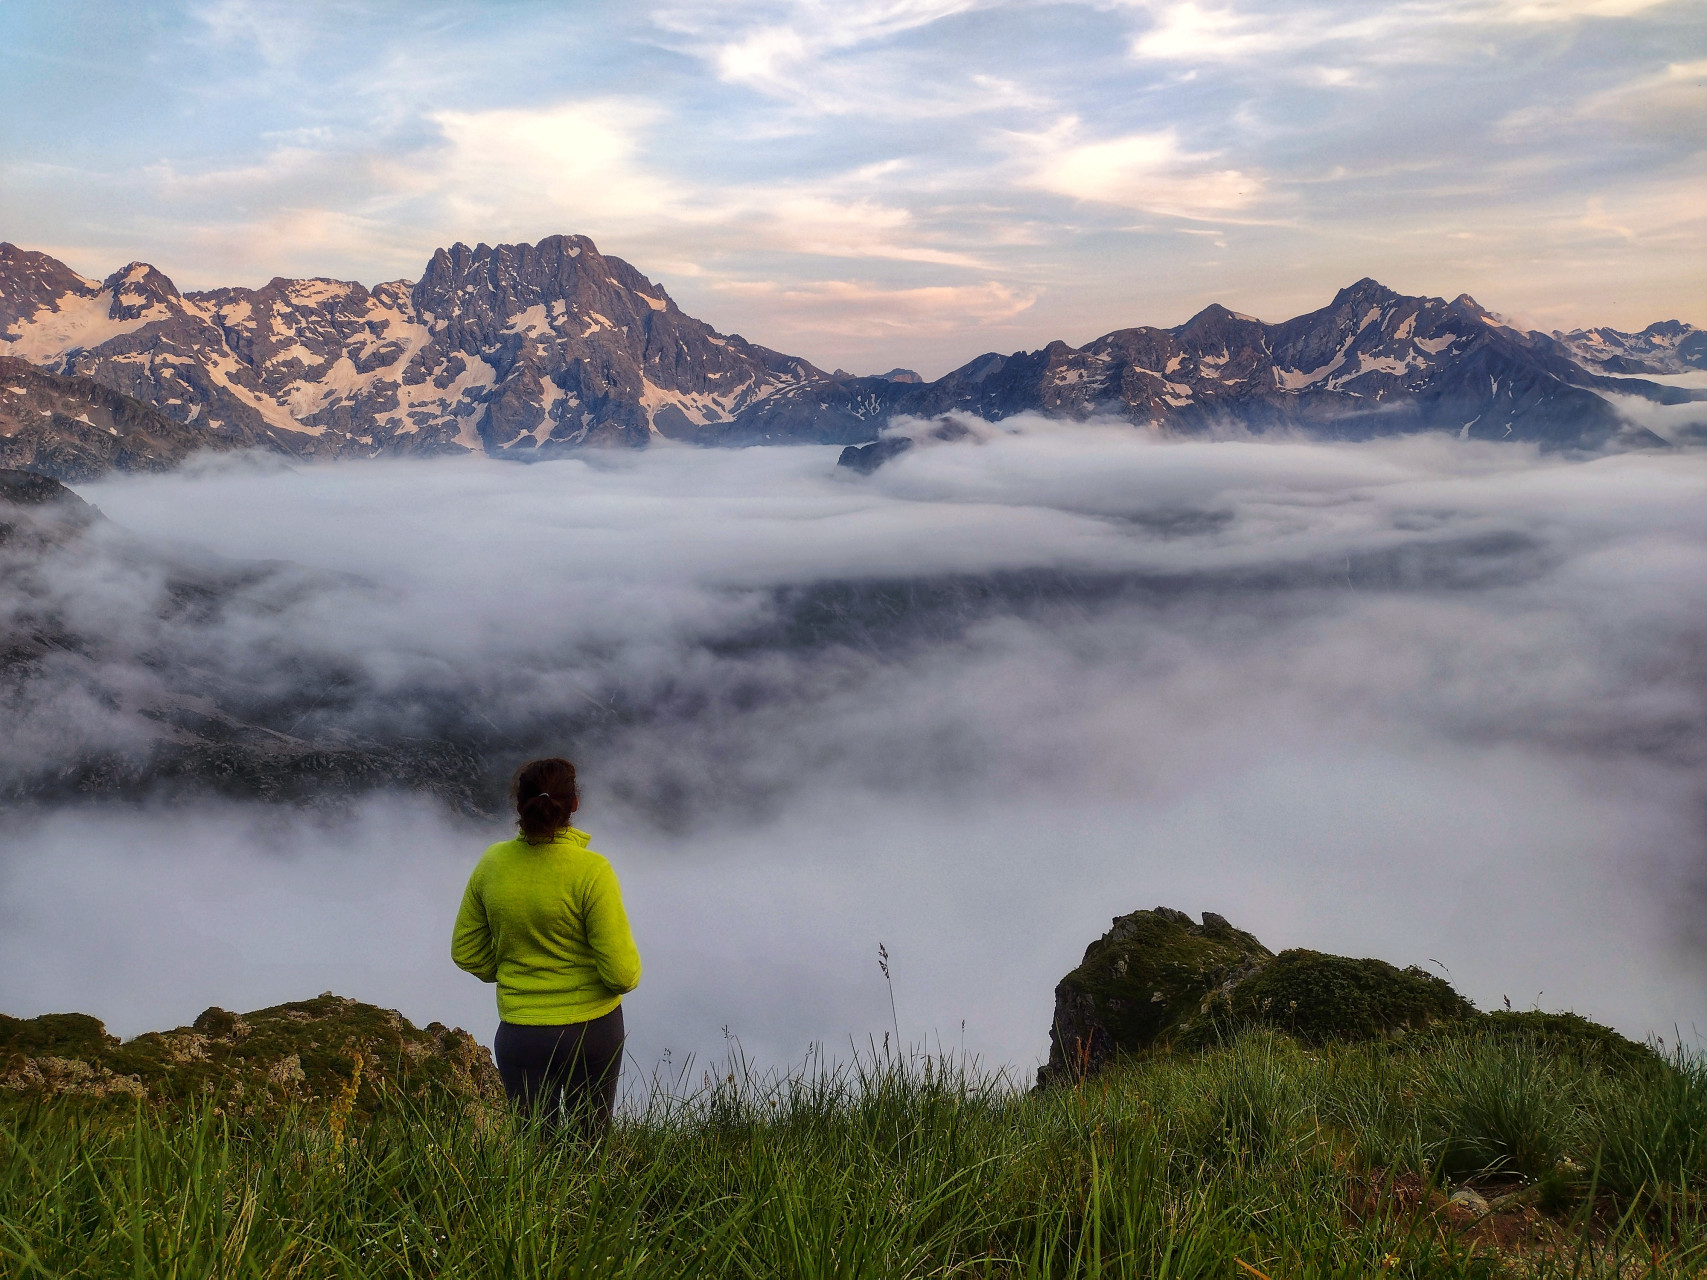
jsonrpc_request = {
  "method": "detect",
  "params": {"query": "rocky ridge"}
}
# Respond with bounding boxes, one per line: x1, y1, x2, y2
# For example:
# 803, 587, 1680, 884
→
0, 995, 502, 1115
3, 236, 1702, 476
1552, 320, 1707, 376
1039, 907, 1649, 1086
822, 281, 1707, 459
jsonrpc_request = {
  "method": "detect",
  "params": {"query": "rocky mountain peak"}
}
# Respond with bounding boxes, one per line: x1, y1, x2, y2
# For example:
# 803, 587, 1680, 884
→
1330, 277, 1403, 309
0, 243, 100, 336
1448, 291, 1497, 320
101, 262, 182, 323
1553, 318, 1706, 375
1173, 301, 1266, 347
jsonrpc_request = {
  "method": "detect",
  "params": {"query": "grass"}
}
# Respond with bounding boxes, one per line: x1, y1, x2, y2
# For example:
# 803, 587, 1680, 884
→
1, 1028, 1703, 1278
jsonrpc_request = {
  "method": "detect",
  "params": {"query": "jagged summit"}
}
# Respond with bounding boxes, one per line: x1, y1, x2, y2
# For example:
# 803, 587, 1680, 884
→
0, 233, 829, 460
1331, 277, 1406, 307
0, 234, 1702, 477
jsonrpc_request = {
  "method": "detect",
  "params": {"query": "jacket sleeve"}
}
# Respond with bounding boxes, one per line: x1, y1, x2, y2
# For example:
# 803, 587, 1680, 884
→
450, 867, 498, 983
584, 861, 642, 995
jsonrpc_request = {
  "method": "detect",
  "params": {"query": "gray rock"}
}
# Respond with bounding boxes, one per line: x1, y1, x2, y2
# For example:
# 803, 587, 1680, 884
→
1448, 1187, 1490, 1216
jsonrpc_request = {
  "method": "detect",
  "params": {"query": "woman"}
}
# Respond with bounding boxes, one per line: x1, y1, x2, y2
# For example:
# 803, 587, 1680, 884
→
452, 757, 641, 1135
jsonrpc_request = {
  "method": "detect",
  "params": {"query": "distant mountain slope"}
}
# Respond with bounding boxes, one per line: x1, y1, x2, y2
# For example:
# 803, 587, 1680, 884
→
0, 357, 263, 481
763, 280, 1704, 450
2, 236, 1701, 469
1551, 320, 1707, 375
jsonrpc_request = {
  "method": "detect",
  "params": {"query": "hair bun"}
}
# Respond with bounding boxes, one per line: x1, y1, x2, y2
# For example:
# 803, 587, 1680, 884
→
511, 758, 579, 841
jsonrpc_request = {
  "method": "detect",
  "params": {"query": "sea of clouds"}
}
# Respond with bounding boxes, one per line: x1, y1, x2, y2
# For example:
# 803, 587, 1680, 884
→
3, 416, 1705, 1082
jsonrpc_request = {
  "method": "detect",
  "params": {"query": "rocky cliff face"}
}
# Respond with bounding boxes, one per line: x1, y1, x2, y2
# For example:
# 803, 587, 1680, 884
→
3, 237, 1702, 471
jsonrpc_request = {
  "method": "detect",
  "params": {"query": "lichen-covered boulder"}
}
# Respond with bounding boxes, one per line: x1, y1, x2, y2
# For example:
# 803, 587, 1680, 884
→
0, 994, 503, 1116
1216, 949, 1473, 1042
1039, 907, 1272, 1086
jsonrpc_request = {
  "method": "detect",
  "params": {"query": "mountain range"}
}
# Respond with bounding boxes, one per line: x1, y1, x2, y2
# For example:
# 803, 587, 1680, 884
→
2, 234, 1702, 477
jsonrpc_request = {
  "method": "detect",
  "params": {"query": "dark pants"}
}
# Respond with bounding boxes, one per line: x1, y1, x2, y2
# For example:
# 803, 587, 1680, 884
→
494, 1005, 625, 1138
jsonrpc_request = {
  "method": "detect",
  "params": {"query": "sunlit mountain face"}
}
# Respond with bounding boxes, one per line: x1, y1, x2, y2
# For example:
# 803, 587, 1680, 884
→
5, 237, 1703, 481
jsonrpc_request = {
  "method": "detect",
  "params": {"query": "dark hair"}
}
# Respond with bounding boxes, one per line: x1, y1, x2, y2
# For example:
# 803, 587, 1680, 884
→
512, 757, 578, 842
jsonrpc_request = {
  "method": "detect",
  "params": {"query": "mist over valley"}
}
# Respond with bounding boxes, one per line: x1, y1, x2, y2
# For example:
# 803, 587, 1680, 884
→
4, 425, 1705, 1074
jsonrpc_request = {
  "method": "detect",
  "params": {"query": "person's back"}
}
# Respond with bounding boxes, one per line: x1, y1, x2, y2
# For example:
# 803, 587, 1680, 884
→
452, 758, 640, 1135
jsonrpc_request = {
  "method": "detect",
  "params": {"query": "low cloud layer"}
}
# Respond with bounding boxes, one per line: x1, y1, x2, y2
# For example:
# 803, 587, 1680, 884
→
3, 425, 1706, 1074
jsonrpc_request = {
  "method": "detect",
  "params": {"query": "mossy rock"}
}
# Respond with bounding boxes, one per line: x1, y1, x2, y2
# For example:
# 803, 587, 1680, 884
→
1208, 949, 1475, 1043
1, 994, 503, 1117
1039, 906, 1655, 1087
1040, 907, 1272, 1085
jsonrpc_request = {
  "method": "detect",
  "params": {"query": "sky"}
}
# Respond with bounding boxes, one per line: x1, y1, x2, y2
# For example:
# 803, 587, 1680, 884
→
0, 0, 1701, 376
3, 430, 1706, 1069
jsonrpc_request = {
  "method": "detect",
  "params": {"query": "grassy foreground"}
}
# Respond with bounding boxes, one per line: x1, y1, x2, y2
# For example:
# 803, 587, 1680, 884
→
2, 1029, 1703, 1279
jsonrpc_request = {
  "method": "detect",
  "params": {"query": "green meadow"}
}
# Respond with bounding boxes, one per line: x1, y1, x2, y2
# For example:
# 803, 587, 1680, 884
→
3, 1025, 1703, 1279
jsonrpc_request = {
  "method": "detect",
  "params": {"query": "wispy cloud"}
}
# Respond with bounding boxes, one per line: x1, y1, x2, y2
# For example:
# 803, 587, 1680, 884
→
655, 0, 1006, 116
1501, 57, 1707, 141
1008, 118, 1266, 219
1122, 0, 1686, 67
0, 0, 1700, 369
712, 276, 1038, 337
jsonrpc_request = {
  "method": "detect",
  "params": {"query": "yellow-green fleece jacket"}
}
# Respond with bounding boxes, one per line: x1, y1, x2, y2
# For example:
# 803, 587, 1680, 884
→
451, 827, 641, 1025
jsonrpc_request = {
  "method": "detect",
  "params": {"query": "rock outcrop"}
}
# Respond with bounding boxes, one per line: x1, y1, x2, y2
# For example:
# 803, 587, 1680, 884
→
1037, 907, 1644, 1086
1041, 907, 1276, 1083
0, 995, 502, 1115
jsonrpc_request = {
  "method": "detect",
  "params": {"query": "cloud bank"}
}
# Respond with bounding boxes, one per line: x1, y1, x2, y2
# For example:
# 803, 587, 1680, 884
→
2, 426, 1706, 1076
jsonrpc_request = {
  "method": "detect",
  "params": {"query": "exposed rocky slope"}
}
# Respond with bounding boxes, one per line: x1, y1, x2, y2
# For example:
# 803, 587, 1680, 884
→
1039, 907, 1649, 1085
0, 995, 501, 1114
0, 466, 102, 551
4, 237, 1701, 472
0, 356, 265, 481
